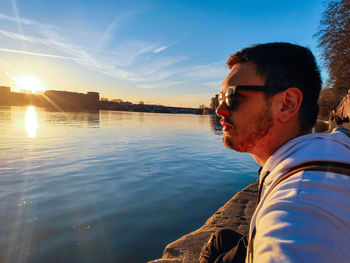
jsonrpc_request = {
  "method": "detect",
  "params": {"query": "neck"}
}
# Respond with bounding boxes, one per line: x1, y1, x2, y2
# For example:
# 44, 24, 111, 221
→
250, 125, 312, 167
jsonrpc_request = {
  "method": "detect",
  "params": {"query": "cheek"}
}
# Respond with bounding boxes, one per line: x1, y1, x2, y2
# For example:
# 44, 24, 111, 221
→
233, 107, 255, 124
240, 99, 265, 118
231, 109, 264, 135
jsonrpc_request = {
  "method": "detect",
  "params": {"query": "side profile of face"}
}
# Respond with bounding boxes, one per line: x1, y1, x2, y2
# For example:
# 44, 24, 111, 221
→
216, 62, 274, 154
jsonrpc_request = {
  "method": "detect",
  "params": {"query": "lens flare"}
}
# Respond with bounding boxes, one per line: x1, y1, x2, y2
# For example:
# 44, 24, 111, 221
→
14, 75, 44, 93
25, 106, 38, 138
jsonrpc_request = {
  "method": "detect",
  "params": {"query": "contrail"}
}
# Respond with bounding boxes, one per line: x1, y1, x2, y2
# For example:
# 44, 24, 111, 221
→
0, 47, 84, 61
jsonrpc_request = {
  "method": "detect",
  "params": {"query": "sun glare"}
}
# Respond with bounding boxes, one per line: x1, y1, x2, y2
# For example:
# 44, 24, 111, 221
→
14, 75, 44, 93
25, 106, 38, 138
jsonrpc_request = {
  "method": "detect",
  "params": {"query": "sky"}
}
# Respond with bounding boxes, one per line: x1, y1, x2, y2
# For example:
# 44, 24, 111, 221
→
0, 0, 327, 107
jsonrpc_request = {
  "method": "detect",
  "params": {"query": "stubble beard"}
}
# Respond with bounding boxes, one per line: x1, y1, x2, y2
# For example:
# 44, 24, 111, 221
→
223, 104, 273, 153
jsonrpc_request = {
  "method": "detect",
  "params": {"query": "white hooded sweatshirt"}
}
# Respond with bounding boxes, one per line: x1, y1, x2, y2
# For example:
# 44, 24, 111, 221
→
247, 131, 350, 263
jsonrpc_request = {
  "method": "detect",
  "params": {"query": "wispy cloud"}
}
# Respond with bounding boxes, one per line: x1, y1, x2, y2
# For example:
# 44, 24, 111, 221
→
0, 12, 60, 31
0, 28, 134, 79
137, 84, 153, 89
153, 40, 177, 53
0, 47, 85, 61
185, 62, 226, 79
0, 29, 95, 64
97, 11, 138, 49
103, 40, 159, 67
153, 45, 168, 53
98, 19, 119, 49
136, 80, 188, 89
0, 12, 225, 93
0, 29, 56, 46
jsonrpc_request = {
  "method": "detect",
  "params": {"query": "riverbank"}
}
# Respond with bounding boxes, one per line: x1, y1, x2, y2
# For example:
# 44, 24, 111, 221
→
149, 181, 258, 263
0, 86, 213, 114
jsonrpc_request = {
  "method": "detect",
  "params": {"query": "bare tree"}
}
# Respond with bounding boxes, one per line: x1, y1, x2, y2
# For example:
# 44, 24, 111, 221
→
210, 96, 217, 110
316, 0, 350, 93
111, 99, 123, 103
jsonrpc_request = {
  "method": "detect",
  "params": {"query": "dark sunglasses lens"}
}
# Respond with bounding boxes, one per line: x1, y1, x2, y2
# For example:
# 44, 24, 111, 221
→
218, 88, 237, 109
225, 88, 235, 109
226, 88, 234, 95
218, 93, 223, 105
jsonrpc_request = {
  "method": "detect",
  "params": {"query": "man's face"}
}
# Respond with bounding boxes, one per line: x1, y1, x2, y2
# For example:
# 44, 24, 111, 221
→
216, 62, 274, 153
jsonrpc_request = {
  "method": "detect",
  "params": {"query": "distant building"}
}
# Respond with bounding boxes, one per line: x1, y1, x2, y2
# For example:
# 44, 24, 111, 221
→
87, 92, 99, 101
0, 86, 11, 105
0, 87, 100, 110
0, 86, 10, 95
44, 90, 99, 110
210, 94, 219, 110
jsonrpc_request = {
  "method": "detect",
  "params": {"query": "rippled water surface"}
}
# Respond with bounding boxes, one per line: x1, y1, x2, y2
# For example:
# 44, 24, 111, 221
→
0, 106, 259, 263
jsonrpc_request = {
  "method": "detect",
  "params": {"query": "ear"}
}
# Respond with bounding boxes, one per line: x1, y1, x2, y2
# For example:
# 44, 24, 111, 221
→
277, 87, 303, 123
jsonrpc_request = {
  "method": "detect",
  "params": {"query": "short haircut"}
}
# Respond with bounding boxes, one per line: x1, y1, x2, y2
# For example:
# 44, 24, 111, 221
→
227, 42, 322, 132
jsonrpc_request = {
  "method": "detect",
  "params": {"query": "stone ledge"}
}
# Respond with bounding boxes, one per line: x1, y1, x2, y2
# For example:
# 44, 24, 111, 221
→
149, 181, 258, 263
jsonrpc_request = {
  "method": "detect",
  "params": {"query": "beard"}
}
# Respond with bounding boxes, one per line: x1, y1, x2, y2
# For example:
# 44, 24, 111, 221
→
223, 103, 273, 153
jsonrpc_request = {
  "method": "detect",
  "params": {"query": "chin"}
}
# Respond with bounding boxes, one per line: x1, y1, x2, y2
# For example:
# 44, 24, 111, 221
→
223, 136, 245, 152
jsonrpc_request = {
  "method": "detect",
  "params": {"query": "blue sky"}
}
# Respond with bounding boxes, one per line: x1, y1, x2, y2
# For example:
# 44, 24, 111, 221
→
0, 0, 326, 107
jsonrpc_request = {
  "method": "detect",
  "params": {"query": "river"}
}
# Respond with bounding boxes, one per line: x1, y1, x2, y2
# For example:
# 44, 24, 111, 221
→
0, 106, 259, 263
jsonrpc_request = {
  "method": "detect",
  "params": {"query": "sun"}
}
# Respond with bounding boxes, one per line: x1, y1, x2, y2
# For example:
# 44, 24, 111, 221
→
14, 75, 44, 93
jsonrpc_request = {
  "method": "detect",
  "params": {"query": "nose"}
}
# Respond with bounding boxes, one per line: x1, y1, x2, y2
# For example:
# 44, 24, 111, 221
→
216, 101, 229, 117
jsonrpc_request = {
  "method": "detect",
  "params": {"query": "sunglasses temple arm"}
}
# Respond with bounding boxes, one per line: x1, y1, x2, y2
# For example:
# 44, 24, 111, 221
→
238, 86, 269, 92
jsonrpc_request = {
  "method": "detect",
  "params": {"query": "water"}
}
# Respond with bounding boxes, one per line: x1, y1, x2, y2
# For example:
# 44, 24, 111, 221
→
0, 106, 259, 263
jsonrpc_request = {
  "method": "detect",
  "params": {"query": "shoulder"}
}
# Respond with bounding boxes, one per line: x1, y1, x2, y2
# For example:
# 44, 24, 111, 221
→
253, 170, 350, 262
260, 131, 350, 201
264, 132, 350, 175
258, 169, 350, 222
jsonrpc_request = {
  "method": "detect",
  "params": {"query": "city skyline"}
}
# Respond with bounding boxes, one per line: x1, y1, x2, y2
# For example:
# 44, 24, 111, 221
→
0, 0, 327, 107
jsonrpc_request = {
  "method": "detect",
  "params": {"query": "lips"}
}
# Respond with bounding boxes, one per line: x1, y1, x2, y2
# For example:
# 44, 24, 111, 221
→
220, 119, 233, 131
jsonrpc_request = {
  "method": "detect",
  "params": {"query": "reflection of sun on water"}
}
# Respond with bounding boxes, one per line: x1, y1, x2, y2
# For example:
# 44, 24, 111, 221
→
25, 106, 38, 138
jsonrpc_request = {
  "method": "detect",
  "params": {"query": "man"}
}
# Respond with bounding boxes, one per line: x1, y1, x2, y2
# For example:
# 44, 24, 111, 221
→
200, 42, 350, 263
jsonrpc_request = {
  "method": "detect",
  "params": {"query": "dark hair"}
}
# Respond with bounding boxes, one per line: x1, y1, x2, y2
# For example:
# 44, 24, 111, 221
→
227, 42, 322, 132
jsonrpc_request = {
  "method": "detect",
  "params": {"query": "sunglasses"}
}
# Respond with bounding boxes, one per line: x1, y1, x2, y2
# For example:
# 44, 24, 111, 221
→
218, 85, 274, 110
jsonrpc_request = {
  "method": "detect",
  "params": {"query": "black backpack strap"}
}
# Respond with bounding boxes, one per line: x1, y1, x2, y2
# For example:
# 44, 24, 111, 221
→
247, 161, 350, 263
